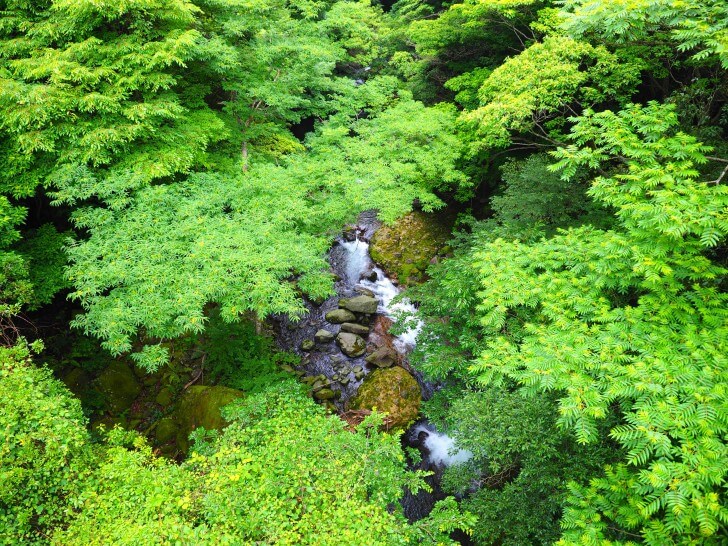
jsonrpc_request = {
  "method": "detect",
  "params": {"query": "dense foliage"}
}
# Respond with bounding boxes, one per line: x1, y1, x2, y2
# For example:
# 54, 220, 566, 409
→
1, 0, 726, 544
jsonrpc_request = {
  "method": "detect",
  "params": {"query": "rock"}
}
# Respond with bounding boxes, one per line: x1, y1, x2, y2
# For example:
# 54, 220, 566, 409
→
339, 295, 379, 314
155, 387, 174, 407
362, 270, 378, 282
314, 388, 336, 400
61, 367, 91, 399
339, 376, 351, 386
325, 308, 356, 324
340, 322, 370, 335
301, 339, 315, 351
280, 364, 296, 373
155, 417, 177, 444
369, 210, 456, 286
336, 332, 367, 358
173, 385, 243, 452
355, 285, 376, 296
95, 360, 141, 413
350, 367, 421, 430
314, 329, 335, 343
365, 347, 397, 368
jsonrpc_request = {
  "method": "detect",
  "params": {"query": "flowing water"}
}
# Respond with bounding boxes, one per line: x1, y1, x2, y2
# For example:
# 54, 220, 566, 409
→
273, 211, 469, 524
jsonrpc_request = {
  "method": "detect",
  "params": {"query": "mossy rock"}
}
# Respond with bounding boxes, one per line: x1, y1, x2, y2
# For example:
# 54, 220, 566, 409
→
155, 387, 174, 407
350, 367, 421, 430
155, 417, 177, 444
173, 385, 243, 452
94, 360, 141, 413
61, 367, 92, 399
370, 211, 455, 286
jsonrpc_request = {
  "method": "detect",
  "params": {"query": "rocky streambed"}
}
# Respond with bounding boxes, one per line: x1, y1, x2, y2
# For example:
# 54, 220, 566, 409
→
273, 212, 424, 428
273, 211, 472, 523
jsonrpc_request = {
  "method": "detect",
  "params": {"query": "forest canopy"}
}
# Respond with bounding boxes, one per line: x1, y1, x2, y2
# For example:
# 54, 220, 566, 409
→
0, 0, 726, 545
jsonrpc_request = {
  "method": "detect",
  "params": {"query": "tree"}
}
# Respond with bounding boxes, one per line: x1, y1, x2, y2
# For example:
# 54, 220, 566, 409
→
420, 103, 727, 544
0, 341, 93, 543
66, 97, 467, 369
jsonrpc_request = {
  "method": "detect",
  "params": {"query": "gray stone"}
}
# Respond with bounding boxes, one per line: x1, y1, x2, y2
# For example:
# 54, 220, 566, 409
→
314, 329, 335, 343
339, 295, 379, 314
336, 332, 367, 357
365, 346, 397, 368
325, 308, 356, 324
340, 322, 370, 335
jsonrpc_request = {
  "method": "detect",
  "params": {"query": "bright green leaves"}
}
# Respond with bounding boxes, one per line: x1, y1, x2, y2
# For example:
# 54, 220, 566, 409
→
48, 380, 471, 545
438, 105, 728, 543
0, 343, 92, 544
66, 98, 466, 367
561, 0, 728, 68
0, 0, 225, 206
552, 102, 728, 250
464, 36, 641, 151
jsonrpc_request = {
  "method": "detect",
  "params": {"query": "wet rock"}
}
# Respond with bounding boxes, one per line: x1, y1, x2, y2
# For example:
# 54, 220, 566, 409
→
340, 322, 370, 335
95, 360, 141, 413
301, 339, 315, 351
314, 329, 335, 343
173, 385, 243, 452
350, 367, 421, 430
325, 308, 356, 324
339, 295, 379, 314
280, 364, 296, 373
314, 388, 336, 400
336, 332, 367, 357
365, 346, 397, 368
362, 270, 378, 282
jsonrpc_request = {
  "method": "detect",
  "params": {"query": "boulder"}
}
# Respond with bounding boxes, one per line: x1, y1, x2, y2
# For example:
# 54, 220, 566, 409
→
325, 308, 356, 324
336, 332, 366, 357
155, 387, 174, 407
173, 385, 243, 452
314, 329, 335, 343
95, 360, 141, 413
340, 322, 370, 335
338, 295, 379, 314
350, 367, 421, 430
155, 417, 177, 444
365, 347, 397, 368
314, 388, 336, 400
61, 367, 92, 399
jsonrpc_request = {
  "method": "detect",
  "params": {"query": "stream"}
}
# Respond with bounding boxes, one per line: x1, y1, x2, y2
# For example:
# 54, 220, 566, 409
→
273, 211, 472, 523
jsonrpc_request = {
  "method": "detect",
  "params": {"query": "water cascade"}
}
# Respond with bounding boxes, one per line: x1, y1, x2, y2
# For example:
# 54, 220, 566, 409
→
273, 211, 468, 524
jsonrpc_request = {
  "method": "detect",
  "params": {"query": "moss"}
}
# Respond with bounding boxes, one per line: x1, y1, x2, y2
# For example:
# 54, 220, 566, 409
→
370, 211, 455, 286
173, 385, 243, 452
350, 367, 421, 430
94, 361, 141, 413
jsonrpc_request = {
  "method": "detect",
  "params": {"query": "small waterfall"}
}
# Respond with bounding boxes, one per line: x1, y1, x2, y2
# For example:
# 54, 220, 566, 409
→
273, 211, 469, 530
411, 423, 473, 467
341, 238, 422, 352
